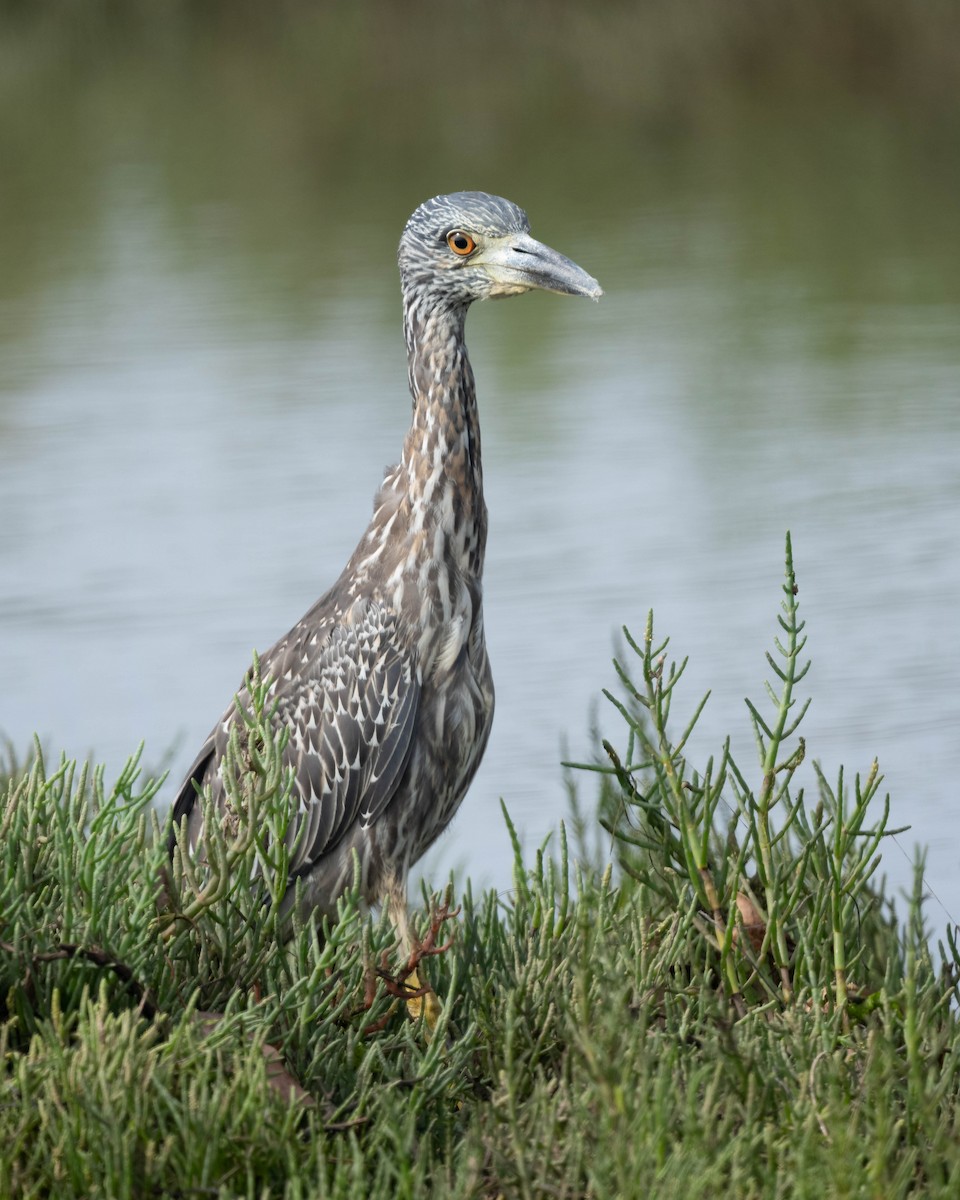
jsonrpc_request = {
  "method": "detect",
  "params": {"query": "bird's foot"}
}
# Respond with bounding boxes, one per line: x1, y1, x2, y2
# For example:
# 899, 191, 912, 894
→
402, 967, 442, 1029
399, 897, 459, 1029
356, 957, 435, 1036
358, 898, 459, 1034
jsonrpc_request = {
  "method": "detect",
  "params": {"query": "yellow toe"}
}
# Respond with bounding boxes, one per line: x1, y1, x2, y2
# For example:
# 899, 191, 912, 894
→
404, 968, 443, 1031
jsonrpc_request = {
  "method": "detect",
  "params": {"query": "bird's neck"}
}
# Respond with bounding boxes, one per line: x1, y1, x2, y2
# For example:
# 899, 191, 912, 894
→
397, 300, 487, 578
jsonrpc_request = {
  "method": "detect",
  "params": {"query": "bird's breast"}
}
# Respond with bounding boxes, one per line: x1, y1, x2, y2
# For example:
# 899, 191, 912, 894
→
415, 559, 482, 684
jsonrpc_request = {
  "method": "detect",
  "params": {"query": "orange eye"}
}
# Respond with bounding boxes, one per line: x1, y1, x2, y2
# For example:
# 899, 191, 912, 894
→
446, 231, 477, 256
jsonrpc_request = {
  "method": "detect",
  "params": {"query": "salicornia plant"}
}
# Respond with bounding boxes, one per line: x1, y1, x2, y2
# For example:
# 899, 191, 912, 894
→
571, 533, 905, 1020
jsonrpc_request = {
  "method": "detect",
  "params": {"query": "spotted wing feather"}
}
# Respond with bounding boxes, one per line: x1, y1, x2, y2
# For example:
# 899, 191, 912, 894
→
168, 600, 420, 883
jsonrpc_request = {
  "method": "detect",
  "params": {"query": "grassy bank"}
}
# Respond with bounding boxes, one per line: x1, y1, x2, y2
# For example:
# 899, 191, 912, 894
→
3, 538, 959, 1198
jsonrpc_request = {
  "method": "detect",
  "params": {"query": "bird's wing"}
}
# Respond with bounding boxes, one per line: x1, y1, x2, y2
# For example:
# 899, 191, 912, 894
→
167, 599, 421, 878
275, 601, 421, 877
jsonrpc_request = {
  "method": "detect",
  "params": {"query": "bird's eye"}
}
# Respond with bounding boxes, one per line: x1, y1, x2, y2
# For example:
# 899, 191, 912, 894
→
446, 231, 477, 256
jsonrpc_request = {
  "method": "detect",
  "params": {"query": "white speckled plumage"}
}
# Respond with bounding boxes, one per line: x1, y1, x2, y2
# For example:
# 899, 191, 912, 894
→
168, 192, 600, 925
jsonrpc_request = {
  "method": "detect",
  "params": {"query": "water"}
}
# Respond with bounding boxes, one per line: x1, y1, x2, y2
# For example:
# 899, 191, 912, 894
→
2, 9, 959, 936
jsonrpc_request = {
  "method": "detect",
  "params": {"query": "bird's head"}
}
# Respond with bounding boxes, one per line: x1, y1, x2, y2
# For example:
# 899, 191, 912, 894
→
398, 191, 602, 311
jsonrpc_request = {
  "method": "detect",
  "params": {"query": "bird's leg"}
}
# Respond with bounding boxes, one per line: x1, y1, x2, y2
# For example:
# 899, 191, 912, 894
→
349, 877, 459, 1033
348, 938, 432, 1037
381, 874, 459, 1029
384, 876, 415, 958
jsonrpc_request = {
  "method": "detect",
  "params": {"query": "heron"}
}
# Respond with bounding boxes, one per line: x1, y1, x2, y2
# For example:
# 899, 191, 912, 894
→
167, 191, 601, 957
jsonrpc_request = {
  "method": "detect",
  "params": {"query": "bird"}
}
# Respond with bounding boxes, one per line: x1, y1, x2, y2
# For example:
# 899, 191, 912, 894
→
167, 191, 601, 950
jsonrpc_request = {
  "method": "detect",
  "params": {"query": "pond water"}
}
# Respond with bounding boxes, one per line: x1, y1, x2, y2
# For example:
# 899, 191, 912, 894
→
2, 9, 958, 937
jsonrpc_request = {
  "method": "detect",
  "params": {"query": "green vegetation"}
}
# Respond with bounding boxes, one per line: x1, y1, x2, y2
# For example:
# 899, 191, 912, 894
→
3, 0, 959, 354
3, 537, 959, 1198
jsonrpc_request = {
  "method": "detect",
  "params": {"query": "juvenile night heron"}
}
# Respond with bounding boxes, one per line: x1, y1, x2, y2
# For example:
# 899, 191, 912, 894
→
168, 192, 601, 942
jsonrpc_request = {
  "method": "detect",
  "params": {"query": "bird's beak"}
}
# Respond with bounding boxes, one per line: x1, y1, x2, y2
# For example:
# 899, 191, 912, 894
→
475, 233, 603, 301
